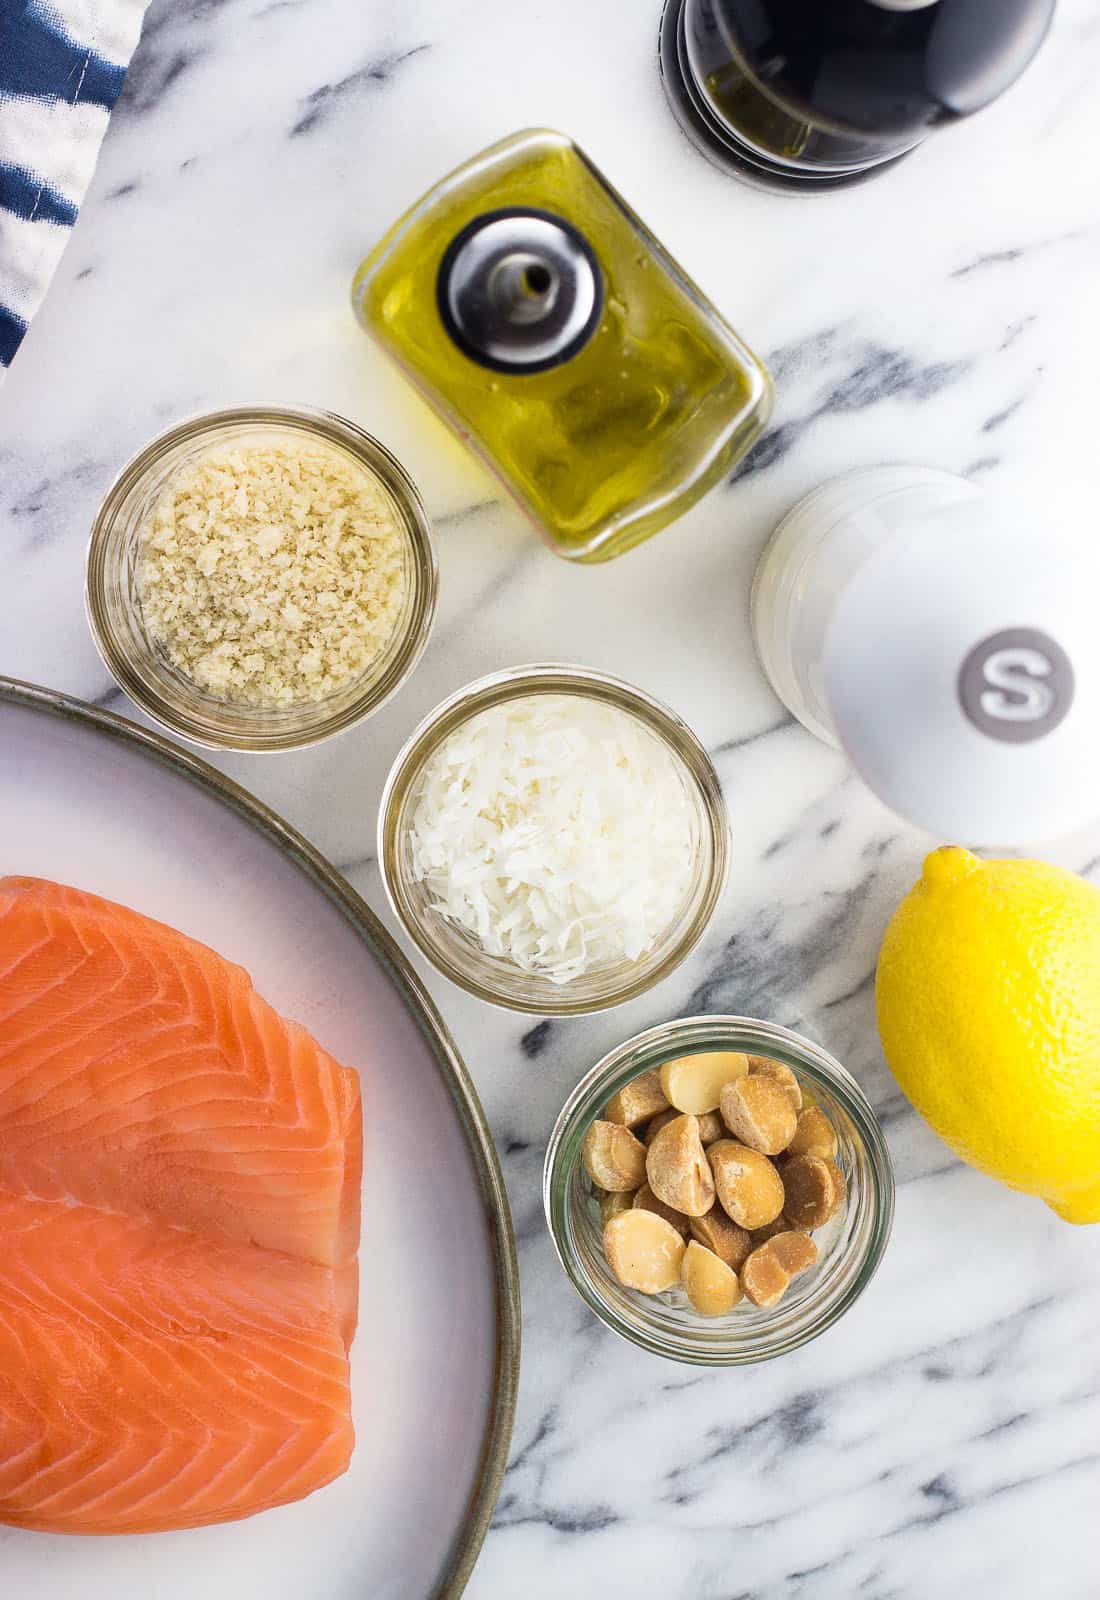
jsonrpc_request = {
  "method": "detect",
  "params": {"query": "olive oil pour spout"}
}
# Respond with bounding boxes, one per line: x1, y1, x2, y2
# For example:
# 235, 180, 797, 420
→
351, 128, 773, 561
436, 209, 604, 373
489, 255, 560, 324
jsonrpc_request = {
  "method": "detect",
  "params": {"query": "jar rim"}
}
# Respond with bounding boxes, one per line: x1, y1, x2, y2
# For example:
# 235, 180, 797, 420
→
84, 404, 438, 753
377, 664, 731, 1014
544, 1014, 895, 1364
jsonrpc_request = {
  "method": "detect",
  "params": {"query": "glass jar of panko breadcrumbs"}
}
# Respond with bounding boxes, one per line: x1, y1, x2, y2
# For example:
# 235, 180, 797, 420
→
86, 405, 437, 752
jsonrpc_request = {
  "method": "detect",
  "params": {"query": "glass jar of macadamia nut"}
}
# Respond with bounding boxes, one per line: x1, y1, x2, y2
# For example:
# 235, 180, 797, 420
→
543, 1016, 894, 1365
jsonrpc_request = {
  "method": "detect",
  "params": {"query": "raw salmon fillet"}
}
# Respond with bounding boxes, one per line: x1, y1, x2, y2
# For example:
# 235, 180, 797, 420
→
0, 877, 362, 1535
0, 1194, 354, 1534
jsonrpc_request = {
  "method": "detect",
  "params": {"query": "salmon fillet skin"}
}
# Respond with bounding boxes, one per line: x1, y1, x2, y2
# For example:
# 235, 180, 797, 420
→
0, 877, 362, 1535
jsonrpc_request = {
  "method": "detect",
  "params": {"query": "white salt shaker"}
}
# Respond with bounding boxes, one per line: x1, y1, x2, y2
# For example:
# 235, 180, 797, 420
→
751, 466, 1100, 845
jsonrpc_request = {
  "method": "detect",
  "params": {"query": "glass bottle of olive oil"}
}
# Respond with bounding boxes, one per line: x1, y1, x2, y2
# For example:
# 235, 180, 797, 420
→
352, 129, 772, 564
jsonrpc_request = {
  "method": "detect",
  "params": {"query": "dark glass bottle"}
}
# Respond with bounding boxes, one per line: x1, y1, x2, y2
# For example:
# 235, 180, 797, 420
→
660, 0, 1056, 192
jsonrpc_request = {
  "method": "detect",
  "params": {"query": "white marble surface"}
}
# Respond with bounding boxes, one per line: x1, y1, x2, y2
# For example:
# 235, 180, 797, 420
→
3, 2, 1100, 1595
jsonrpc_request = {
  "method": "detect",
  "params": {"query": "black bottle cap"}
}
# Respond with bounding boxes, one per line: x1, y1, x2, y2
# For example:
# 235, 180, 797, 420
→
920, 0, 1056, 117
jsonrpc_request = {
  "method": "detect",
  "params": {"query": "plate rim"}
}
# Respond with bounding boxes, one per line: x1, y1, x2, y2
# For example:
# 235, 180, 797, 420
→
0, 675, 520, 1598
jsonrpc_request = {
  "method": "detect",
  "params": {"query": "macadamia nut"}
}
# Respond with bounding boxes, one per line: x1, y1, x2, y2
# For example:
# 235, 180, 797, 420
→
741, 1242, 790, 1307
782, 1155, 846, 1230
604, 1068, 669, 1128
747, 1056, 803, 1111
660, 1052, 749, 1115
787, 1105, 839, 1161
582, 1120, 647, 1192
708, 1140, 785, 1230
598, 1189, 633, 1226
719, 1075, 798, 1156
634, 1181, 691, 1238
742, 1231, 819, 1307
646, 1114, 716, 1217
643, 1108, 680, 1147
603, 1208, 685, 1293
697, 1110, 725, 1146
690, 1204, 752, 1270
769, 1231, 818, 1277
751, 1212, 799, 1243
682, 1240, 742, 1316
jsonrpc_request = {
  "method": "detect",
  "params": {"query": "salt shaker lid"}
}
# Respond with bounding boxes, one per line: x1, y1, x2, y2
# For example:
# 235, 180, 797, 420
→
824, 494, 1100, 845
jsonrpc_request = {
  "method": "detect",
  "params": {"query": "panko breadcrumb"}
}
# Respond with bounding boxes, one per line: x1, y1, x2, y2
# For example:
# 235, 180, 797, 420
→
137, 435, 407, 708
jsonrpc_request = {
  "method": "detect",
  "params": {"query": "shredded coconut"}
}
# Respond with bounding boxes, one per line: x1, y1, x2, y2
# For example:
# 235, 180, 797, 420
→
409, 694, 697, 983
137, 434, 407, 708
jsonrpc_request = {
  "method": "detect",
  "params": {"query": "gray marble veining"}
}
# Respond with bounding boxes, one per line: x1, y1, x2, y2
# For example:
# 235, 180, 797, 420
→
2, 1, 1100, 1594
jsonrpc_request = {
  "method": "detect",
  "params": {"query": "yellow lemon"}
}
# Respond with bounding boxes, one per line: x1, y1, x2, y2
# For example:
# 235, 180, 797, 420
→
876, 846, 1100, 1224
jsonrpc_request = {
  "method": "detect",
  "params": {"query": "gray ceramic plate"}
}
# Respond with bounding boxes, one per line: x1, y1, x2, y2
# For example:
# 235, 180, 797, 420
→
0, 678, 519, 1600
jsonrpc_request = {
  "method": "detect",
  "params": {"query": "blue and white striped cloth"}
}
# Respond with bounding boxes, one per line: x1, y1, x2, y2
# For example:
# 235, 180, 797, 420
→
0, 0, 147, 375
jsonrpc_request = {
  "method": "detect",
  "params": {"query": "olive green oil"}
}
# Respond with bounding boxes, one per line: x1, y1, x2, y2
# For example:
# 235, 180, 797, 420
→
352, 129, 772, 563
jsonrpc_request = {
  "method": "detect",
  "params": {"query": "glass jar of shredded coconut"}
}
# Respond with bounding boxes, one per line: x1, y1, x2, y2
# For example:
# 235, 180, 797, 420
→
379, 665, 730, 1015
86, 407, 437, 752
